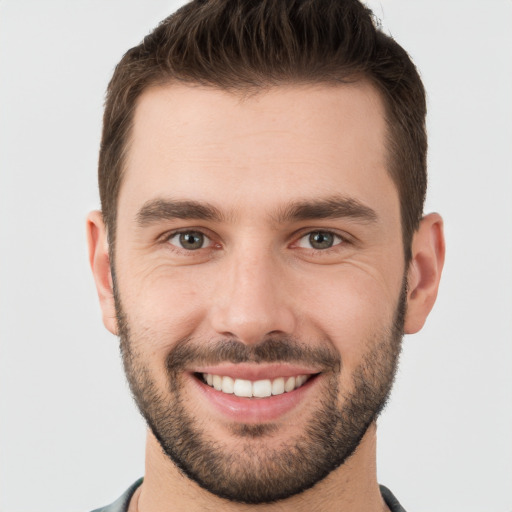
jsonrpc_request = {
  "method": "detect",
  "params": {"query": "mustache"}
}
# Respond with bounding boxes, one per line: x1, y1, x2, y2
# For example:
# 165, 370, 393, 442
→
166, 336, 341, 374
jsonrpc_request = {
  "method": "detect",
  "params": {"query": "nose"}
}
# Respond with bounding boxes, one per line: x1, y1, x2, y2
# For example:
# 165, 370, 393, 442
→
209, 247, 297, 345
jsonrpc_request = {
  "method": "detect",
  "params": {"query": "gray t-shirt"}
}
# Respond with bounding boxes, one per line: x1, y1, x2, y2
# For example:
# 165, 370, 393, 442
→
91, 479, 407, 512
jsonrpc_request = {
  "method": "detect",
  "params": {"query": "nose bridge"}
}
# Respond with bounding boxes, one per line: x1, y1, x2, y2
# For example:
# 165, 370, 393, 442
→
210, 239, 296, 343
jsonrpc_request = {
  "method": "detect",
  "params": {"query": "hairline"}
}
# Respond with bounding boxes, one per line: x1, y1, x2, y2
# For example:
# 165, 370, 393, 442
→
106, 76, 413, 264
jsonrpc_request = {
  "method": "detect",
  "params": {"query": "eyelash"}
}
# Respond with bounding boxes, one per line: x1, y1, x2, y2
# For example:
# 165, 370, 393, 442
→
163, 229, 216, 255
162, 228, 349, 254
294, 230, 344, 250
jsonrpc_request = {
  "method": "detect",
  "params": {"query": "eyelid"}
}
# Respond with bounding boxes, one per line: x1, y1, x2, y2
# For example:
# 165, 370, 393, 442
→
161, 227, 219, 251
158, 226, 353, 252
290, 228, 352, 248
295, 230, 343, 249
169, 231, 212, 248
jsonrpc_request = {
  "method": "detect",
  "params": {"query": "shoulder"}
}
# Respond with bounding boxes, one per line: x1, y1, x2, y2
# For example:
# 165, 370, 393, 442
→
90, 478, 143, 512
380, 485, 407, 512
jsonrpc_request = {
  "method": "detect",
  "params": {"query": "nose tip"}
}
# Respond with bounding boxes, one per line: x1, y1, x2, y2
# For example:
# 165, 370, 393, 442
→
212, 312, 295, 346
209, 256, 296, 345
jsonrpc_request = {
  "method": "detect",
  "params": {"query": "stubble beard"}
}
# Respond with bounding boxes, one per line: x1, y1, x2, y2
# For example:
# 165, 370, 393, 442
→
114, 279, 406, 504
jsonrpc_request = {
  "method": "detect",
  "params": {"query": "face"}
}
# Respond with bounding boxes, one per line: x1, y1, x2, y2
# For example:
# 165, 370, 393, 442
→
112, 83, 407, 503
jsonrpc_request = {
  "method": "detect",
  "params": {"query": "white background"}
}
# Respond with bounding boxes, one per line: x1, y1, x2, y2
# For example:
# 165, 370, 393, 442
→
0, 1, 511, 511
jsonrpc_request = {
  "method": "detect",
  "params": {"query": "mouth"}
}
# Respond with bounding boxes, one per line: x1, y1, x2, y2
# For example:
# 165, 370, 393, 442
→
189, 365, 321, 423
199, 372, 311, 398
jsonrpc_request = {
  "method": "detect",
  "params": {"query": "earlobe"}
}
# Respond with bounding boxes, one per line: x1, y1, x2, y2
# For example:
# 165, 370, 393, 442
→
86, 211, 118, 335
404, 213, 445, 334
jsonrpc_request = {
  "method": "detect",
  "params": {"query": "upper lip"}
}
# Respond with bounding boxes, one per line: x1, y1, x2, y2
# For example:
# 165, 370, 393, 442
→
191, 363, 321, 381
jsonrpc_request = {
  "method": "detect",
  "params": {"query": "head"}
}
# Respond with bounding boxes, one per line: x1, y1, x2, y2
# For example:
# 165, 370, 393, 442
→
99, 0, 427, 261
88, 0, 444, 506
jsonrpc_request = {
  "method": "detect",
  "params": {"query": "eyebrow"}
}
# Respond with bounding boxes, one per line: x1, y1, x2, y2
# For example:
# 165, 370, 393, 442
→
135, 195, 378, 227
136, 199, 225, 226
274, 196, 378, 224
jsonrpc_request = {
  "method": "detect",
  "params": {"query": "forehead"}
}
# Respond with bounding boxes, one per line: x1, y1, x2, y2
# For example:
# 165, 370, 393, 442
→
119, 82, 397, 223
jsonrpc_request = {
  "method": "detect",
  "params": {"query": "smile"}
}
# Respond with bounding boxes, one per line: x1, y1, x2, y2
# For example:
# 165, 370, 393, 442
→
191, 364, 321, 422
202, 373, 311, 398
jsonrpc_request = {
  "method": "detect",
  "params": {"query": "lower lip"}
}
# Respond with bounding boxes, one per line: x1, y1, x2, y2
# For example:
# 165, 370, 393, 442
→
189, 374, 319, 423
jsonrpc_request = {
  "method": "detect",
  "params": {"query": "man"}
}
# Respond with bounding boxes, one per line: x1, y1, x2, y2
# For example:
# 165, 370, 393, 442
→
87, 0, 445, 510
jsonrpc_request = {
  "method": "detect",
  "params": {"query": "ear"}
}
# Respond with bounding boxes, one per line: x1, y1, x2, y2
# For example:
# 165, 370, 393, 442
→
86, 211, 118, 335
404, 213, 445, 334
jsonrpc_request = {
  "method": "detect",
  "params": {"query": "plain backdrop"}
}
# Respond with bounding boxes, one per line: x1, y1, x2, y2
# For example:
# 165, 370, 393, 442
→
0, 1, 511, 511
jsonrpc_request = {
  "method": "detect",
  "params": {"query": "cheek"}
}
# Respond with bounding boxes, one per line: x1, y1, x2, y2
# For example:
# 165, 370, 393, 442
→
296, 268, 401, 371
116, 243, 404, 376
117, 263, 212, 354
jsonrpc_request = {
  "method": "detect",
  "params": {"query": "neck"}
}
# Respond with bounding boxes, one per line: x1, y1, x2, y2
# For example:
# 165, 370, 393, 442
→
134, 423, 388, 512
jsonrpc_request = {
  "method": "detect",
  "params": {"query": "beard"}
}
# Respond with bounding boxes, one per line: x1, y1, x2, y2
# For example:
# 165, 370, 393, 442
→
114, 278, 406, 504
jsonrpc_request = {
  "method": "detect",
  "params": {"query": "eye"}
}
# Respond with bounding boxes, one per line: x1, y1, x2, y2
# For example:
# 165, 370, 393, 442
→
297, 231, 343, 250
167, 231, 211, 250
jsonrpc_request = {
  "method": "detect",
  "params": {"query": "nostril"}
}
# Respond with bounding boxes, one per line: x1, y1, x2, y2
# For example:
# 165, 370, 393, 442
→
209, 297, 297, 344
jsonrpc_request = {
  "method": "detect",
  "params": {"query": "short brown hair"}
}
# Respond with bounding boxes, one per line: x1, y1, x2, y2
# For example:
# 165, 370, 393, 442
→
99, 0, 427, 260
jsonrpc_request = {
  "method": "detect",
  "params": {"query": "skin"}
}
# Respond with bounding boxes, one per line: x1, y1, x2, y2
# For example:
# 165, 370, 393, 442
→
88, 82, 445, 512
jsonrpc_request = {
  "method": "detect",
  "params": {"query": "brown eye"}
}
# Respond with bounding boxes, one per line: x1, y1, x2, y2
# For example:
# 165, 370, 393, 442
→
168, 231, 209, 250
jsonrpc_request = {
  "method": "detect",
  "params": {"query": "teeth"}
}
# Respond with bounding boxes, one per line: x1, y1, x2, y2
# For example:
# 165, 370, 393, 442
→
296, 375, 307, 387
233, 379, 252, 397
202, 373, 310, 398
253, 379, 272, 398
221, 376, 234, 394
284, 376, 296, 392
271, 377, 285, 395
213, 374, 222, 391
